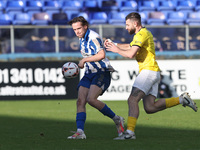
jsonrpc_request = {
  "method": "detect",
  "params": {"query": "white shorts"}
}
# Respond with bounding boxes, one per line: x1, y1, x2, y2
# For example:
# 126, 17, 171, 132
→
133, 70, 161, 97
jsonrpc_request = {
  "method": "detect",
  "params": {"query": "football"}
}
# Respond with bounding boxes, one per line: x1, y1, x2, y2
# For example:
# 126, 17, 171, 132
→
62, 62, 79, 78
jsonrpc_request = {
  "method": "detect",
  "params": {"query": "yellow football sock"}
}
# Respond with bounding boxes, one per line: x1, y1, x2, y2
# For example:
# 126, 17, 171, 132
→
127, 116, 137, 132
165, 97, 180, 108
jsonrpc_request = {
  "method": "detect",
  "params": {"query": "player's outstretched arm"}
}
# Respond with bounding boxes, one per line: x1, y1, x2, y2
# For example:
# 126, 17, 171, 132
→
104, 39, 130, 50
105, 42, 140, 59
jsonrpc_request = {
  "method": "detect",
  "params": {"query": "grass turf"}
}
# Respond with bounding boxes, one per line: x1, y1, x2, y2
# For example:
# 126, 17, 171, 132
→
0, 100, 199, 150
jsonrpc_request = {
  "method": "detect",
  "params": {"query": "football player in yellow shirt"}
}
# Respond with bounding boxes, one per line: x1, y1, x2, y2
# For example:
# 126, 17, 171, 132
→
104, 12, 198, 140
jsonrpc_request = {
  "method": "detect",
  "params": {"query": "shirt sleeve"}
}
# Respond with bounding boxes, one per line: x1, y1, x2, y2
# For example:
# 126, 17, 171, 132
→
130, 33, 146, 48
90, 37, 104, 54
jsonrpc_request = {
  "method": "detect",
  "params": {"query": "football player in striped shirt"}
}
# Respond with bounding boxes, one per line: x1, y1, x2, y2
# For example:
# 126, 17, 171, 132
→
67, 16, 124, 139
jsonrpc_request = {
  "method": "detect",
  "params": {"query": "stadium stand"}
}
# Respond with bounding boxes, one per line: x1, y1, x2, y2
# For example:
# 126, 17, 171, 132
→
71, 12, 89, 21
166, 11, 187, 25
195, 0, 200, 11
0, 1, 6, 12
32, 12, 50, 25
108, 11, 126, 25
176, 0, 195, 12
51, 12, 68, 25
62, 1, 82, 11
24, 0, 43, 12
83, 0, 98, 10
120, 0, 138, 12
139, 11, 148, 25
0, 0, 199, 26
6, 0, 24, 13
89, 12, 108, 24
12, 13, 31, 25
62, 0, 82, 20
157, 0, 176, 12
42, 0, 61, 12
186, 12, 200, 25
147, 11, 166, 26
100, 0, 119, 12
0, 13, 12, 25
138, 0, 156, 12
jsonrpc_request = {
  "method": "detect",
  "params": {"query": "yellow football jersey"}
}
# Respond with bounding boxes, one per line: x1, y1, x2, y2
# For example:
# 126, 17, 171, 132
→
130, 27, 160, 73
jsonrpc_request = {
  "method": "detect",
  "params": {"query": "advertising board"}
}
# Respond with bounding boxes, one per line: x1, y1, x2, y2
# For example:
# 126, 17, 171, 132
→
0, 61, 79, 100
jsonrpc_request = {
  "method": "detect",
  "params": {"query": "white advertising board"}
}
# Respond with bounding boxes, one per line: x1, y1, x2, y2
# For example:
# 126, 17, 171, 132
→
80, 59, 200, 100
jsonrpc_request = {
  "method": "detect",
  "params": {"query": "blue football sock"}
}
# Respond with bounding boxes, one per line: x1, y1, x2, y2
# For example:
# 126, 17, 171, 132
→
76, 112, 86, 131
100, 104, 115, 118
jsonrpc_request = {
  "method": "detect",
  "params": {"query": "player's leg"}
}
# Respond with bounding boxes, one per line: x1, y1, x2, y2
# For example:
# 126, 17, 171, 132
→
87, 72, 125, 136
68, 86, 88, 139
143, 73, 197, 113
143, 93, 198, 113
114, 70, 158, 140
114, 87, 145, 140
68, 74, 92, 139
126, 70, 157, 137
86, 84, 105, 110
143, 95, 166, 113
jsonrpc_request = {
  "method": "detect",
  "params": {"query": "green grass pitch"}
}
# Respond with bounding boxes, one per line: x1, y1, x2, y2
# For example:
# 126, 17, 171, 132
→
0, 99, 199, 150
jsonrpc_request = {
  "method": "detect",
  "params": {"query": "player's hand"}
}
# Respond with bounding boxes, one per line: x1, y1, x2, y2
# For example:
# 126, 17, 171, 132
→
104, 39, 111, 47
105, 42, 119, 53
78, 59, 85, 69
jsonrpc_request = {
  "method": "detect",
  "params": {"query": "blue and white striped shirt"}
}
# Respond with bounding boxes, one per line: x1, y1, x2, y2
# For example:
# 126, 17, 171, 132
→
80, 29, 114, 74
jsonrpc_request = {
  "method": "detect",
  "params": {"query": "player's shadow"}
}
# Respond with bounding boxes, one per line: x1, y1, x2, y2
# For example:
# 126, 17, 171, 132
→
0, 115, 200, 150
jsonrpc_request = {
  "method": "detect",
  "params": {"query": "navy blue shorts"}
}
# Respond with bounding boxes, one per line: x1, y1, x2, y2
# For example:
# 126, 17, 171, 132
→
77, 71, 111, 95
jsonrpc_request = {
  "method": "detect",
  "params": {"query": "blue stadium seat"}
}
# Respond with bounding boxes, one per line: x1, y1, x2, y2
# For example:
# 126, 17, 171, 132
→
89, 12, 108, 24
6, 0, 24, 13
83, 0, 98, 9
139, 11, 148, 25
176, 0, 195, 12
167, 12, 187, 25
0, 14, 12, 25
100, 0, 119, 12
27, 10, 42, 19
108, 12, 126, 25
24, 0, 43, 12
12, 13, 31, 25
0, 1, 6, 12
46, 10, 60, 20
157, 0, 176, 12
62, 1, 82, 11
32, 12, 50, 25
138, 0, 156, 12
120, 0, 138, 12
43, 0, 61, 12
71, 12, 89, 21
195, 0, 200, 11
51, 12, 68, 25
147, 11, 166, 25
62, 0, 82, 19
186, 12, 200, 25
83, 0, 99, 12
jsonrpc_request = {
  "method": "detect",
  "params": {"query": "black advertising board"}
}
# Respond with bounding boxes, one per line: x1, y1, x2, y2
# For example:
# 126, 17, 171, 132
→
0, 61, 79, 100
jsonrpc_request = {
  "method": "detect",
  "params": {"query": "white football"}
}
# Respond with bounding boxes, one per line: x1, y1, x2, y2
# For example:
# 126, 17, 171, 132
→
62, 62, 79, 78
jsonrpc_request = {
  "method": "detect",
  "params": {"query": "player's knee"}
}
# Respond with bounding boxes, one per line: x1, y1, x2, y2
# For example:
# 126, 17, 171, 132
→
86, 97, 94, 106
77, 97, 86, 107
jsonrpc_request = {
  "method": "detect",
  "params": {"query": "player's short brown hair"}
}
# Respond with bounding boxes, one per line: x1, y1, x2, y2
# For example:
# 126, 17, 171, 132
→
68, 16, 89, 27
125, 12, 141, 25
